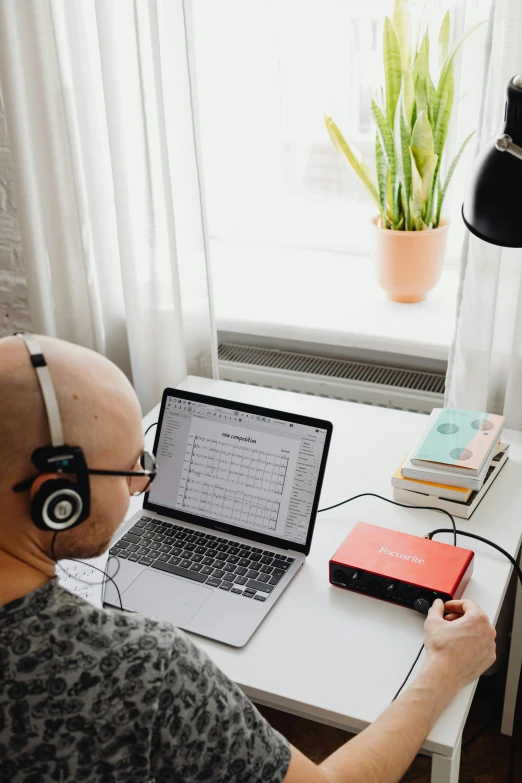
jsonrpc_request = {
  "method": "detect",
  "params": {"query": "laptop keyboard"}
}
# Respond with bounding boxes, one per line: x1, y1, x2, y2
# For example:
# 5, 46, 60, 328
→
110, 516, 295, 602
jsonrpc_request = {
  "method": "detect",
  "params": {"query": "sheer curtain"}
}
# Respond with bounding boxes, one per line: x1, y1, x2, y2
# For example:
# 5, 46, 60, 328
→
445, 0, 522, 429
0, 0, 217, 412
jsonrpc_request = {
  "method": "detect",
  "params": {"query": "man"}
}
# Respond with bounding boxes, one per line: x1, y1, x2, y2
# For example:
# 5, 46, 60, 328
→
0, 334, 496, 783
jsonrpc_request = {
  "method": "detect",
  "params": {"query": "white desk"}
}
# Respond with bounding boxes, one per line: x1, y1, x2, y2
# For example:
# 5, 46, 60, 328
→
132, 376, 522, 783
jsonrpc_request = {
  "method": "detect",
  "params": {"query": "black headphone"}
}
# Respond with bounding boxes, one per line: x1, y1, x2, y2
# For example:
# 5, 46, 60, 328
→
12, 333, 90, 532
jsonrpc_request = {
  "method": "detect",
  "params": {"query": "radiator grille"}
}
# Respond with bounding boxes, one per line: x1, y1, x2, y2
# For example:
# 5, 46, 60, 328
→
218, 343, 446, 394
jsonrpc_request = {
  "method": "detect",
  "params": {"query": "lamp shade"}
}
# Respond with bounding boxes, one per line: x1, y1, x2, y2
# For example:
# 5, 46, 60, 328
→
462, 76, 522, 247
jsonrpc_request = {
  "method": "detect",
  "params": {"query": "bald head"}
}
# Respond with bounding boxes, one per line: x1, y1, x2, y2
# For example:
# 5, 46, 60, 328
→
0, 335, 145, 595
0, 335, 142, 487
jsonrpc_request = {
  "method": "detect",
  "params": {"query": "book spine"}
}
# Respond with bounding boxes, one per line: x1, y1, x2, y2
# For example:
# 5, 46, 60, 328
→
395, 452, 508, 520
391, 478, 468, 501
401, 468, 482, 490
393, 488, 472, 519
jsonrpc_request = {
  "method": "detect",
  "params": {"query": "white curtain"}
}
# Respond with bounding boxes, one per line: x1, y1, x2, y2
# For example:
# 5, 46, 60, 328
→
0, 0, 217, 413
445, 0, 522, 429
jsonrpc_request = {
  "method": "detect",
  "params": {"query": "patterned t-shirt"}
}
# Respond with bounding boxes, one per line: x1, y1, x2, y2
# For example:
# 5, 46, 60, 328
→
0, 579, 291, 782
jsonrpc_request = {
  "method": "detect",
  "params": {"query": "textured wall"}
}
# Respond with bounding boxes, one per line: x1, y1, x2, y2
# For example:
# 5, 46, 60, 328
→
0, 102, 31, 337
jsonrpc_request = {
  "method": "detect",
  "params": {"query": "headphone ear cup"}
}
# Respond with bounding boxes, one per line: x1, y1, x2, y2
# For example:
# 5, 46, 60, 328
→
30, 477, 84, 532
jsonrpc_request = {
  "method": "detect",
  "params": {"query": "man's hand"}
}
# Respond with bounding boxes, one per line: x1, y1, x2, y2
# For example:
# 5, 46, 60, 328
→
284, 598, 497, 783
424, 598, 496, 689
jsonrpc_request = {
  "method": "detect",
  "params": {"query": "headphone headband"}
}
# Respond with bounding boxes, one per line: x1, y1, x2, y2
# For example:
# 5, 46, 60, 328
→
16, 333, 64, 447
14, 333, 90, 532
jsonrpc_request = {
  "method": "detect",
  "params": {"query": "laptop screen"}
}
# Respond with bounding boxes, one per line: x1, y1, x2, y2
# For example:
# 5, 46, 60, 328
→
146, 392, 330, 548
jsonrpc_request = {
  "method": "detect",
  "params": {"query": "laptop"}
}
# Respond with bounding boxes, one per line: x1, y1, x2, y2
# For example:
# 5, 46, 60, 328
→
104, 388, 332, 646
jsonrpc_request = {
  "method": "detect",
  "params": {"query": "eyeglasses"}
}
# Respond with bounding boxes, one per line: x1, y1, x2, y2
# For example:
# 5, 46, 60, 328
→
13, 451, 157, 497
88, 451, 157, 496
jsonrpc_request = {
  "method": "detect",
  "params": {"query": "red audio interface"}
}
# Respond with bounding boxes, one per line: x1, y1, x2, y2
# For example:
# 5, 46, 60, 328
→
329, 522, 474, 612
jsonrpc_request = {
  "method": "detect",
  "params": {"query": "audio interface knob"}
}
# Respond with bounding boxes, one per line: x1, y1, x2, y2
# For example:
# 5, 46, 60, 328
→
414, 597, 430, 614
352, 570, 363, 582
387, 582, 398, 594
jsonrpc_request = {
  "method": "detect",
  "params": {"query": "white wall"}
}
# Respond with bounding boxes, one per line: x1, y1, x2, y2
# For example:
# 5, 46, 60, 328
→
0, 100, 30, 337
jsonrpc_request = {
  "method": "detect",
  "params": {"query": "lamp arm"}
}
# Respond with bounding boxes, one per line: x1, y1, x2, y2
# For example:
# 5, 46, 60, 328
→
496, 134, 522, 161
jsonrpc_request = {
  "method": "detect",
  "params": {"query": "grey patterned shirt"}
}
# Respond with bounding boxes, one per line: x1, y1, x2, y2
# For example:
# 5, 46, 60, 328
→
0, 579, 291, 782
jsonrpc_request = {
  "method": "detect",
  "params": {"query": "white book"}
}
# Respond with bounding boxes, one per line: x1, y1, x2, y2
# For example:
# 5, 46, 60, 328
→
391, 464, 473, 501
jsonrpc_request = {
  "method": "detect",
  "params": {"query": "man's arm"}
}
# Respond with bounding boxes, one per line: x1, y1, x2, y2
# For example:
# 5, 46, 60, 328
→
283, 599, 496, 783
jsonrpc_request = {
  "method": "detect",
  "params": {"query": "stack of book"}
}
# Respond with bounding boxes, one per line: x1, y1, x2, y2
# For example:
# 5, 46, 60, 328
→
392, 408, 509, 519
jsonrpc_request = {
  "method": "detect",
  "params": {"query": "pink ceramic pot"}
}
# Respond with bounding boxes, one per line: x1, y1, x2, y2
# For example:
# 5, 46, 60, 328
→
371, 217, 449, 303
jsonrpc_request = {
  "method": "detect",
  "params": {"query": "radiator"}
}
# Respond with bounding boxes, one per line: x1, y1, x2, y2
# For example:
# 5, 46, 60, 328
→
218, 342, 445, 414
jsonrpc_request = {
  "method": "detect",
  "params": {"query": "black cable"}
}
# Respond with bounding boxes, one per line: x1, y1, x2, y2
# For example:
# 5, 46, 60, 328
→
318, 493, 456, 700
144, 421, 158, 437
51, 532, 124, 611
392, 643, 425, 702
318, 492, 457, 546
46, 492, 521, 777
427, 529, 522, 586
41, 414, 156, 614
428, 528, 522, 783
318, 493, 521, 782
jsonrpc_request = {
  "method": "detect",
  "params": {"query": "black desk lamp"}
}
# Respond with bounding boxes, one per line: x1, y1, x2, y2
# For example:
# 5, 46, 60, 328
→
462, 75, 522, 247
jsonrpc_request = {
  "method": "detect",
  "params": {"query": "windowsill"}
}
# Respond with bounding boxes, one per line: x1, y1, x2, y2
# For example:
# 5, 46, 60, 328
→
211, 239, 459, 363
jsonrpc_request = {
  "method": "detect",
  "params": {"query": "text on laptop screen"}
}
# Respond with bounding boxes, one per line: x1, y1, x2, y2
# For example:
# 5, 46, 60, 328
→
148, 396, 328, 545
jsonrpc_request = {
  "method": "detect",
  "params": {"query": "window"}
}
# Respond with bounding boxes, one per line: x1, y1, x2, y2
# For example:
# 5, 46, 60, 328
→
186, 0, 491, 356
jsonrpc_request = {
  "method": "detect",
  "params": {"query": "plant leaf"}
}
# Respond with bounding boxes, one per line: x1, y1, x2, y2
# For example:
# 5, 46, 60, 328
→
393, 0, 412, 71
439, 11, 450, 68
403, 69, 415, 127
324, 115, 380, 207
435, 131, 475, 226
426, 72, 437, 126
361, 159, 378, 191
411, 110, 434, 173
432, 19, 484, 133
371, 99, 399, 218
395, 102, 412, 230
438, 20, 486, 93
432, 23, 460, 134
386, 169, 394, 223
410, 151, 424, 230
371, 100, 396, 175
420, 153, 438, 208
433, 63, 454, 162
383, 16, 402, 127
412, 2, 426, 64
425, 172, 440, 229
412, 30, 436, 125
414, 75, 428, 117
412, 30, 429, 87
410, 147, 438, 227
393, 181, 404, 229
375, 133, 388, 223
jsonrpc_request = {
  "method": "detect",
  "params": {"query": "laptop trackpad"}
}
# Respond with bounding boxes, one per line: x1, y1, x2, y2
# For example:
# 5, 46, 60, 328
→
122, 570, 212, 625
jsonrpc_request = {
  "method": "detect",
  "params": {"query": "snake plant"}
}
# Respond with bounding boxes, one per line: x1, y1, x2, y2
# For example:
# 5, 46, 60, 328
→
325, 0, 483, 231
